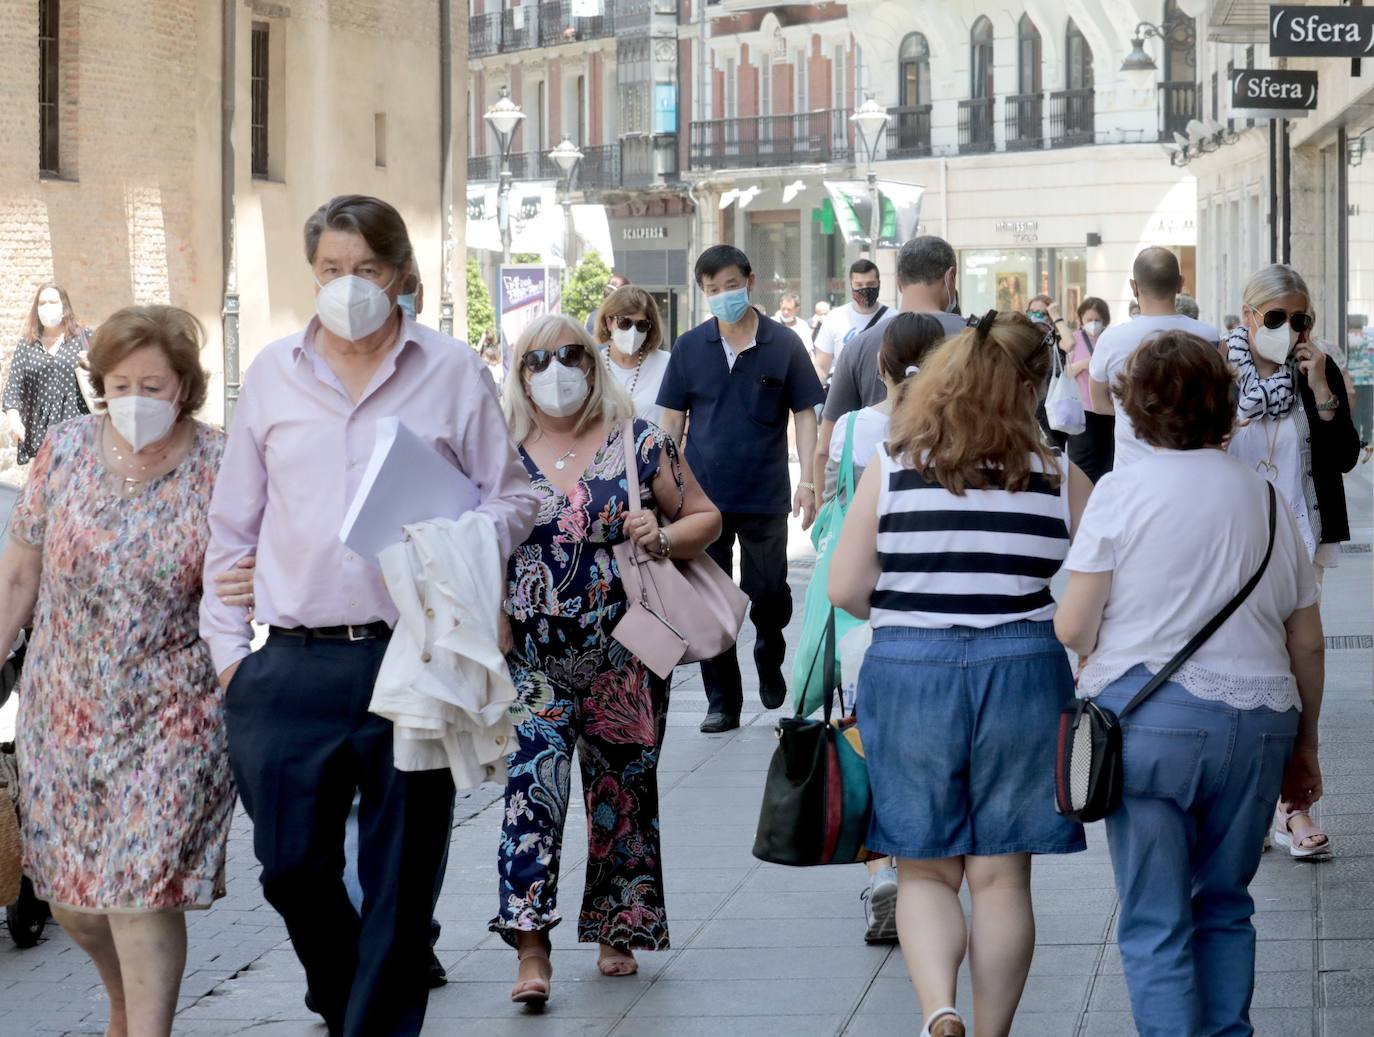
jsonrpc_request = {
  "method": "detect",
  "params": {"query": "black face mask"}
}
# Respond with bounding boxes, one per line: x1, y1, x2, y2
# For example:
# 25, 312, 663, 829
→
854, 285, 880, 308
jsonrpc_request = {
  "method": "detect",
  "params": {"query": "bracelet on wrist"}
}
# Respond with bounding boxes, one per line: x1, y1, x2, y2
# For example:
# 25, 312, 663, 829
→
657, 528, 671, 558
798, 481, 815, 491
1315, 395, 1339, 413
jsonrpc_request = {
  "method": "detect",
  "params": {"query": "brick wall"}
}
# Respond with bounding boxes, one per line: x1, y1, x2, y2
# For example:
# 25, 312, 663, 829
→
809, 35, 831, 112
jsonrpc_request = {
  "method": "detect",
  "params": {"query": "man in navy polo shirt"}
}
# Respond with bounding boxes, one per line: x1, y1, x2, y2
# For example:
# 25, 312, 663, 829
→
657, 245, 825, 733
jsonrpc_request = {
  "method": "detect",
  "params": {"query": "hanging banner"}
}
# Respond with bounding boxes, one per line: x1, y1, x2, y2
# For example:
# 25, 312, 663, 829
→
571, 204, 615, 267
1269, 5, 1374, 58
570, 0, 603, 16
466, 184, 502, 254
822, 180, 925, 250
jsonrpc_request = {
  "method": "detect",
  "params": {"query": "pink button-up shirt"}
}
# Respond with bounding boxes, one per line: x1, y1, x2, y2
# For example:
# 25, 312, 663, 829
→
199, 317, 539, 676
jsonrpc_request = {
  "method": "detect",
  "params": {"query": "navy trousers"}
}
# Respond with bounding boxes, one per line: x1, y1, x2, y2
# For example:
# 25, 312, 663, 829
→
225, 633, 455, 1037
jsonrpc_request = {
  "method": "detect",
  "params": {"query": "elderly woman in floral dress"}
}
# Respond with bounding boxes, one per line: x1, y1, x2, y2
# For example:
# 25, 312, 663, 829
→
0, 306, 234, 1037
492, 314, 720, 1006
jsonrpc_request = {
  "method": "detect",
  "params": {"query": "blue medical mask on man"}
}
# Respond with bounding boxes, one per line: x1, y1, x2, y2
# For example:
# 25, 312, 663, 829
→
708, 287, 751, 324
397, 293, 417, 320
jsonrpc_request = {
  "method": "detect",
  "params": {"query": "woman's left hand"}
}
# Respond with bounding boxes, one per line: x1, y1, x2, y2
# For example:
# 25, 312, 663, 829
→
626, 508, 661, 553
1295, 341, 1329, 395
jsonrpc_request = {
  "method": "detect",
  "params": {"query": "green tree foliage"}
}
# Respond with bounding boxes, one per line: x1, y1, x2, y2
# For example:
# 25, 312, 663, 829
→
465, 257, 494, 342
562, 250, 613, 325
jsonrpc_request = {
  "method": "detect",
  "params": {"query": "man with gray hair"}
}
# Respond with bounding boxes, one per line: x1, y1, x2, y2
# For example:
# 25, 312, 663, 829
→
812, 235, 966, 482
1175, 292, 1200, 319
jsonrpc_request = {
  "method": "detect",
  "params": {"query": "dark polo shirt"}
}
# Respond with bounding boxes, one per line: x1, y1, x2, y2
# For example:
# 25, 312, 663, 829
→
657, 314, 824, 514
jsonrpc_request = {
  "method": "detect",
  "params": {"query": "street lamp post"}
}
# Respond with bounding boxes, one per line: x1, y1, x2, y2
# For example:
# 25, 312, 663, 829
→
484, 86, 525, 266
850, 96, 890, 259
550, 136, 584, 273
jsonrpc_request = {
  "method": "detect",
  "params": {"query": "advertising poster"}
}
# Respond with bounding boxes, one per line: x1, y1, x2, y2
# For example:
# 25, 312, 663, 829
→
498, 264, 561, 372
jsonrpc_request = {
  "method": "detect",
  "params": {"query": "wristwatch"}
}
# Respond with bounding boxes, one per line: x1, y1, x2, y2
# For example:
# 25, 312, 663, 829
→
657, 528, 672, 558
798, 481, 816, 492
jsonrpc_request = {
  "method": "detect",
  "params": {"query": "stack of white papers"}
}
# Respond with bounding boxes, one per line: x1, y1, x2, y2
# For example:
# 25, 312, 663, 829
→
340, 418, 481, 561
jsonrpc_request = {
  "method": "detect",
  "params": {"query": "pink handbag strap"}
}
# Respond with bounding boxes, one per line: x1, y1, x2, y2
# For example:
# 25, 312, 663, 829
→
620, 419, 642, 513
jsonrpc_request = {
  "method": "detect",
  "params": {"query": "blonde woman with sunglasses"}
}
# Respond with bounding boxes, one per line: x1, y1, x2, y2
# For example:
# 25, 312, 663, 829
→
495, 314, 720, 1005
593, 285, 671, 425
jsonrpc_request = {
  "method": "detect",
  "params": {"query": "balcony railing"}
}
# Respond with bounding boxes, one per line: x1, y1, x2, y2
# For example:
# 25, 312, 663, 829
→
1048, 88, 1094, 148
468, 153, 501, 183
958, 98, 995, 154
576, 144, 621, 190
886, 104, 932, 158
687, 109, 852, 171
1004, 93, 1043, 151
1159, 81, 1198, 142
538, 0, 614, 46
469, 1, 616, 54
469, 12, 500, 57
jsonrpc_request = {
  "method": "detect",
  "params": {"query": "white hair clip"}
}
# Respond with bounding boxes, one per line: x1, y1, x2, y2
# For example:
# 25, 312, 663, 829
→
905, 365, 920, 376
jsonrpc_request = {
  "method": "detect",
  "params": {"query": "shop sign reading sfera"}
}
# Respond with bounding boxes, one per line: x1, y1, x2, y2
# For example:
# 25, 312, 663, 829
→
1270, 5, 1374, 57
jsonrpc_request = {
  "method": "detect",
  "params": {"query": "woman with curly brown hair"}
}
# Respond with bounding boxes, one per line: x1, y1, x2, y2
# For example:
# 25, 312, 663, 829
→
3, 283, 92, 463
1055, 331, 1324, 1037
829, 310, 1093, 1037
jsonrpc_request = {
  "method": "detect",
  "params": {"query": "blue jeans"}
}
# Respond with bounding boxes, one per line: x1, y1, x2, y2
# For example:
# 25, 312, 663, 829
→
1096, 669, 1299, 1037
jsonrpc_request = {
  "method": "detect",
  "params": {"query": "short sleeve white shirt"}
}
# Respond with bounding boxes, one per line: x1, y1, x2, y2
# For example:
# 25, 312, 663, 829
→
601, 347, 671, 426
1066, 448, 1317, 712
813, 303, 880, 360
1088, 314, 1221, 468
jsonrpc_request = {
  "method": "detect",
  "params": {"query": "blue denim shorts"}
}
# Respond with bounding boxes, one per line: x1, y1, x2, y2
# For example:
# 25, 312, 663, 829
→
855, 621, 1087, 860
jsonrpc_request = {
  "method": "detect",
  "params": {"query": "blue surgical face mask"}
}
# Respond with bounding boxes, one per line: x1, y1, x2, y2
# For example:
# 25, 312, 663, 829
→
397, 293, 417, 320
708, 286, 751, 324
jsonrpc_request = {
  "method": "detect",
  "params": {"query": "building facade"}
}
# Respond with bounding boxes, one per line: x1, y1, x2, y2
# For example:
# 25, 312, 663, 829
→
682, 0, 1203, 325
0, 0, 468, 481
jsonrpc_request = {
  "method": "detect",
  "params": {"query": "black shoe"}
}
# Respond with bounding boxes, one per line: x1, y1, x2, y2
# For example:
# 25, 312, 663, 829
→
427, 947, 448, 988
757, 667, 787, 710
304, 989, 320, 1016
700, 712, 740, 733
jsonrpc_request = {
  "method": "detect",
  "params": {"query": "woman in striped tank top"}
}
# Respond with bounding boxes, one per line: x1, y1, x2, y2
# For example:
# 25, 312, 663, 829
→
830, 310, 1094, 1037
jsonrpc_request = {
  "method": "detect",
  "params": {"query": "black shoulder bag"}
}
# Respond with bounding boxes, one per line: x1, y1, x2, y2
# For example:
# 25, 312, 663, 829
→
1054, 482, 1277, 824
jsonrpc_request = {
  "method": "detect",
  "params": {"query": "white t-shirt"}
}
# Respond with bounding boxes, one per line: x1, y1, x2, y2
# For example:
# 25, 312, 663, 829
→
601, 347, 671, 426
1066, 448, 1318, 712
1088, 313, 1220, 468
813, 303, 883, 361
825, 406, 890, 499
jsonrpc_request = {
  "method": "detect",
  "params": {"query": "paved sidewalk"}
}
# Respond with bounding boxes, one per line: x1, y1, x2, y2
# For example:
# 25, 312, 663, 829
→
1, 468, 1371, 1036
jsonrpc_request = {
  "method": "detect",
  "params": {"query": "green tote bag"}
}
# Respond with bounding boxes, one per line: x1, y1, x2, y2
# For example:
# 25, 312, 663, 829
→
790, 413, 864, 716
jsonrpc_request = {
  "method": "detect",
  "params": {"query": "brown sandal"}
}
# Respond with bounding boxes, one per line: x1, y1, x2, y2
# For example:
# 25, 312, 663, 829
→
511, 942, 552, 1006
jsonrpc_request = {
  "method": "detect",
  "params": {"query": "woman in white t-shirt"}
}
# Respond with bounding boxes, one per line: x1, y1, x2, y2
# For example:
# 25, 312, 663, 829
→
824, 312, 947, 500
594, 286, 671, 427
1056, 331, 1324, 1037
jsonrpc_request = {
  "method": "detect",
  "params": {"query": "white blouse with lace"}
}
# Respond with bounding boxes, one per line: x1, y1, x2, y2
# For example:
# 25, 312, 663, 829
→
1066, 449, 1319, 713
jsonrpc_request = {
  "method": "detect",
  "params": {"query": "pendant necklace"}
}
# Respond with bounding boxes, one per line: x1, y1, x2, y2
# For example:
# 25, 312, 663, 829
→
1255, 417, 1280, 479
554, 446, 577, 471
105, 420, 175, 495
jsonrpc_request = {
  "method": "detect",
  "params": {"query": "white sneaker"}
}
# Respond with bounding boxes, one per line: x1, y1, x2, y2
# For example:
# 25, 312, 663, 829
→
860, 864, 899, 944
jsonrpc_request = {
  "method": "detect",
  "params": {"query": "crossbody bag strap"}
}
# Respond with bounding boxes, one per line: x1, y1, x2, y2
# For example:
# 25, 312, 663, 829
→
1121, 482, 1278, 718
862, 305, 888, 334
838, 411, 859, 505
621, 419, 641, 513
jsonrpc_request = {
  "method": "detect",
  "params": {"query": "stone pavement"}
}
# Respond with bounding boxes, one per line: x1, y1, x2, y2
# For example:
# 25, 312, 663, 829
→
1, 466, 1371, 1037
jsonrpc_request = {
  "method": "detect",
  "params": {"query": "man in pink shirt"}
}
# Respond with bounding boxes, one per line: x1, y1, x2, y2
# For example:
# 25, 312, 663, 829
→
200, 195, 538, 1037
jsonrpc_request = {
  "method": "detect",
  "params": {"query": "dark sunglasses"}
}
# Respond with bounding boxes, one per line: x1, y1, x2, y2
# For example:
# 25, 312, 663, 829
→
612, 316, 653, 334
521, 343, 587, 373
1260, 309, 1314, 334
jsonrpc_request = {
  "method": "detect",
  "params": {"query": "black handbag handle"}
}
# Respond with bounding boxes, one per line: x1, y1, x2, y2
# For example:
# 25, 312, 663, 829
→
1120, 482, 1277, 719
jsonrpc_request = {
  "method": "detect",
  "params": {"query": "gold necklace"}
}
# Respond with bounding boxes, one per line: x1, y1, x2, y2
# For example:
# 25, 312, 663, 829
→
104, 419, 178, 492
1255, 417, 1281, 479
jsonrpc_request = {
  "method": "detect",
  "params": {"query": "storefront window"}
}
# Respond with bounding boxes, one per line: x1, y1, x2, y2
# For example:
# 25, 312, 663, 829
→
748, 211, 802, 316
1345, 143, 1374, 443
959, 246, 1087, 324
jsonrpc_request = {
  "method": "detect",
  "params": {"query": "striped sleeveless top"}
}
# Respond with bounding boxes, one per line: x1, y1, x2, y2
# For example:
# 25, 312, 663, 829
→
872, 444, 1071, 629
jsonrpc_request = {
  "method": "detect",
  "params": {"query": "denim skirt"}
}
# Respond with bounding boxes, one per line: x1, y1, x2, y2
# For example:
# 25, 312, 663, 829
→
856, 620, 1087, 860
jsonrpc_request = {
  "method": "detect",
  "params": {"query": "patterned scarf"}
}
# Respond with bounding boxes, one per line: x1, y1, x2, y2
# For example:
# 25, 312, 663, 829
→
1227, 326, 1297, 420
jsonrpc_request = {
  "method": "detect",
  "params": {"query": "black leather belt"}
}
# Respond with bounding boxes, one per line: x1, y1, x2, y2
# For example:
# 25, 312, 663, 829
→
268, 622, 393, 643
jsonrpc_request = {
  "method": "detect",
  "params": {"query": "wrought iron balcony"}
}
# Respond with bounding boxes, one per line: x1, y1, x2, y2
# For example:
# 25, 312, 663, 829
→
538, 0, 615, 46
1004, 93, 1043, 151
1048, 89, 1094, 148
958, 98, 995, 154
687, 109, 852, 171
1159, 81, 1199, 142
575, 144, 621, 190
886, 105, 932, 159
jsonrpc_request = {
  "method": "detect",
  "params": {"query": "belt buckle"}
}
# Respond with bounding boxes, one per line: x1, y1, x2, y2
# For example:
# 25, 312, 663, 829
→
346, 624, 368, 642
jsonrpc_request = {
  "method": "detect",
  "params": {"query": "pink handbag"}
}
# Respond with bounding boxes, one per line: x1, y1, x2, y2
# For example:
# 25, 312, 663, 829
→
610, 421, 748, 678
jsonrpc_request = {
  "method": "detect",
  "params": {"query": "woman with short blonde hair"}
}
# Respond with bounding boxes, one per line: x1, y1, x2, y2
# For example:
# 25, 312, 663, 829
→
591, 286, 672, 425
494, 312, 720, 1004
0, 304, 234, 1037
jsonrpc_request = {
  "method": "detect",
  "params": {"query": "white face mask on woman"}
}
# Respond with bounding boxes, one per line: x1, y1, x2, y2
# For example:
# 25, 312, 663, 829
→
106, 395, 179, 452
610, 325, 647, 356
1251, 323, 1297, 366
314, 273, 397, 341
37, 302, 65, 329
527, 363, 589, 417
1082, 320, 1103, 339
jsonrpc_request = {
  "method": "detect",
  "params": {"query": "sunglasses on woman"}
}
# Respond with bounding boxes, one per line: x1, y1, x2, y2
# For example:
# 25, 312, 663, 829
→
611, 316, 653, 334
521, 343, 587, 373
1260, 309, 1314, 334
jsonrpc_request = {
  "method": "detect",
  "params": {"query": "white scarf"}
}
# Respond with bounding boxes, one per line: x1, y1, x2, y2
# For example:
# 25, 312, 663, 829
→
1227, 326, 1297, 420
